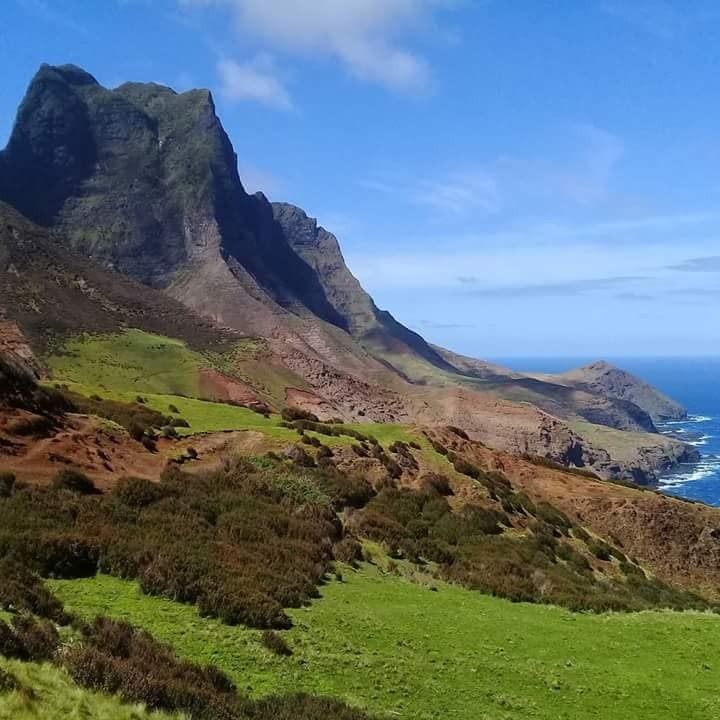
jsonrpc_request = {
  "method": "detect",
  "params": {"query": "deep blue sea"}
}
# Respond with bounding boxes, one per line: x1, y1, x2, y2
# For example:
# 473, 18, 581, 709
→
490, 357, 720, 506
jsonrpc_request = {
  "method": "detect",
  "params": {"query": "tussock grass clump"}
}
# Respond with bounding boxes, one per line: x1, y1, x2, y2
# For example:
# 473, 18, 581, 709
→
51, 468, 99, 496
261, 630, 293, 657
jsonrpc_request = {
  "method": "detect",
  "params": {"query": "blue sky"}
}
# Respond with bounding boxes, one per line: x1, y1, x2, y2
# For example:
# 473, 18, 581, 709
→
2, 0, 719, 357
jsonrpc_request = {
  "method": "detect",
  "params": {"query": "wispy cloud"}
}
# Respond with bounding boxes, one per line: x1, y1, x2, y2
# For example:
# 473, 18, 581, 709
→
465, 276, 649, 299
181, 0, 446, 93
614, 292, 655, 302
217, 56, 293, 110
361, 170, 500, 214
359, 124, 623, 215
668, 255, 720, 272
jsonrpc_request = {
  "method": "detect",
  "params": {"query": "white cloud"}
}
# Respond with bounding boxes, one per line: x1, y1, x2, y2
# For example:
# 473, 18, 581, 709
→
360, 124, 623, 215
343, 213, 720, 292
217, 56, 293, 109
360, 170, 500, 215
181, 0, 444, 92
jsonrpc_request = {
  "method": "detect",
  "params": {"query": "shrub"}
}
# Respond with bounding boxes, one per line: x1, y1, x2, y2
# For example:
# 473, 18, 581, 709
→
317, 445, 333, 460
141, 436, 157, 453
448, 455, 482, 480
0, 472, 16, 498
281, 407, 319, 423
128, 422, 145, 442
588, 541, 612, 561
136, 396, 146, 404
9, 415, 56, 437
64, 617, 240, 717
0, 668, 20, 694
168, 404, 180, 414
171, 418, 190, 428
162, 425, 178, 438
333, 537, 363, 566
420, 473, 453, 496
0, 616, 59, 662
534, 502, 572, 535
261, 630, 293, 657
573, 526, 590, 543
286, 446, 315, 468
113, 476, 165, 508
0, 559, 71, 624
51, 468, 98, 495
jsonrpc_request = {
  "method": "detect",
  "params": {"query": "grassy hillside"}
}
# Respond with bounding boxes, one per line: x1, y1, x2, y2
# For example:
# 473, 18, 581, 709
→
46, 330, 206, 397
50, 567, 720, 720
0, 658, 180, 720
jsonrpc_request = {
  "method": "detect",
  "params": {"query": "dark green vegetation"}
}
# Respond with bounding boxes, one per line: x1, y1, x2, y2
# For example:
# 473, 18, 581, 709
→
0, 356, 71, 420
52, 568, 720, 720
0, 459, 373, 629
0, 568, 372, 720
352, 476, 709, 612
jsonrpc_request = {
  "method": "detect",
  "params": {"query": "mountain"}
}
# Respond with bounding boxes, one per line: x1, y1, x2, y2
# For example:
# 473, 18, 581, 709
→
550, 361, 686, 422
0, 63, 698, 483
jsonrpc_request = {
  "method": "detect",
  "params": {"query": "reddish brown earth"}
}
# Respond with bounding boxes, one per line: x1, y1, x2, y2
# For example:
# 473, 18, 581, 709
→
199, 368, 261, 406
0, 318, 42, 377
0, 411, 164, 489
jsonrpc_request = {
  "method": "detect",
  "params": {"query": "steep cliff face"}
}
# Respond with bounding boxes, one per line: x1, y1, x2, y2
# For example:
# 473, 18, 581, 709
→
0, 64, 345, 328
554, 361, 687, 422
271, 202, 455, 368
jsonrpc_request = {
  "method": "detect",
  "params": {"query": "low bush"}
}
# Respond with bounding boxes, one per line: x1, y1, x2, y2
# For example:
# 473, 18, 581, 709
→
51, 468, 98, 495
0, 459, 350, 629
281, 407, 319, 423
0, 472, 16, 498
587, 541, 612, 562
0, 668, 20, 694
420, 473, 453, 496
0, 616, 59, 662
261, 630, 293, 657
0, 559, 71, 624
350, 470, 708, 613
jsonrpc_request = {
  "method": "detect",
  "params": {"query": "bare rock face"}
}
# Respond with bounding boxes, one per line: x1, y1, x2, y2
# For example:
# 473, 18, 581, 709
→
554, 361, 686, 422
271, 202, 454, 368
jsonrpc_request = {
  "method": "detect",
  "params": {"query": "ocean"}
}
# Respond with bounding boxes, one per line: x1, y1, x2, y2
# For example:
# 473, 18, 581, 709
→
490, 357, 720, 506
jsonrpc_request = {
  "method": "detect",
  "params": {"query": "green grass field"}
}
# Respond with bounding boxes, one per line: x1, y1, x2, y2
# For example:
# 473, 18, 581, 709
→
46, 329, 207, 397
0, 658, 180, 720
50, 566, 720, 720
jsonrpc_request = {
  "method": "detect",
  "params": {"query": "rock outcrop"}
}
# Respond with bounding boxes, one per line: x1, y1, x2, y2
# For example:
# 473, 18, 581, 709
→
552, 361, 687, 422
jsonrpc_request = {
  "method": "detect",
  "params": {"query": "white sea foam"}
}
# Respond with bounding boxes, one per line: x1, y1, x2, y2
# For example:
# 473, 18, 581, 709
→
688, 435, 712, 447
659, 461, 720, 487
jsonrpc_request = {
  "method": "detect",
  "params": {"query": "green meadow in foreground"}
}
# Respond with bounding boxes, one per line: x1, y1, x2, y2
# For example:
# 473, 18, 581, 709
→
50, 565, 720, 720
0, 658, 179, 720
